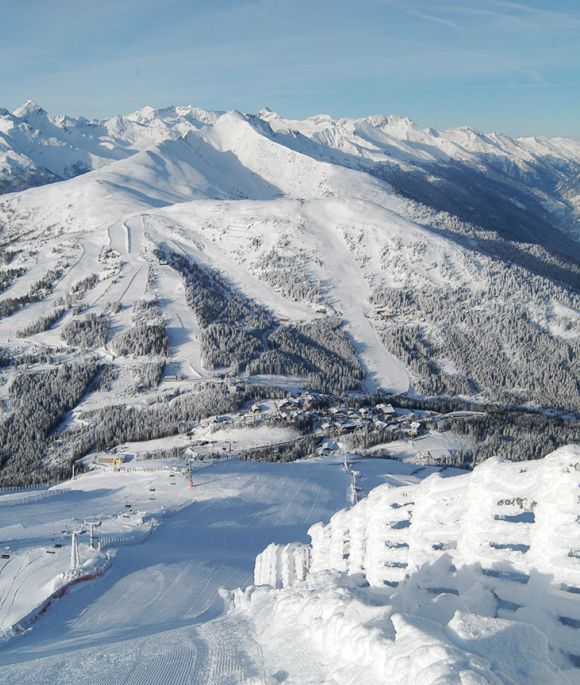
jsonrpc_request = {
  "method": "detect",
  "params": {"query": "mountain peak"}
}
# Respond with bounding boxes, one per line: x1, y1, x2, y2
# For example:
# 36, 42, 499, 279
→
13, 99, 47, 118
363, 113, 418, 132
257, 107, 278, 121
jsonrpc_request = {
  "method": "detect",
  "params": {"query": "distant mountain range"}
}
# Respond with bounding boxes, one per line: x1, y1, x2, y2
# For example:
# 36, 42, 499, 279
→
2, 100, 579, 249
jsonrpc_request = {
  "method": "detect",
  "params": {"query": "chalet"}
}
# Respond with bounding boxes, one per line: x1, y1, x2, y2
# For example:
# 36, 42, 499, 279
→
337, 420, 363, 434
373, 417, 392, 429
96, 453, 130, 466
376, 403, 396, 416
300, 392, 316, 409
277, 397, 301, 412
316, 439, 337, 457
407, 421, 422, 438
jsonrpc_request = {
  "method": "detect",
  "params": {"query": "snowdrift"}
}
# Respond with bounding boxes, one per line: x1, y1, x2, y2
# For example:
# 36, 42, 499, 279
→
232, 446, 580, 684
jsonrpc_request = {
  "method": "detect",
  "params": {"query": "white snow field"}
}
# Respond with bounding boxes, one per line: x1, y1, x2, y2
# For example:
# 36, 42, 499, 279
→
0, 447, 577, 684
1, 100, 580, 413
236, 445, 580, 685
0, 452, 464, 684
0, 458, 351, 683
2, 101, 580, 400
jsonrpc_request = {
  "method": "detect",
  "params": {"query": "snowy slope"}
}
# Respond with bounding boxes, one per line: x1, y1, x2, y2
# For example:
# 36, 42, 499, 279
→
3, 99, 580, 244
0, 434, 485, 685
0, 102, 579, 418
0, 454, 414, 684
0, 101, 221, 194
0, 100, 578, 684
258, 108, 580, 246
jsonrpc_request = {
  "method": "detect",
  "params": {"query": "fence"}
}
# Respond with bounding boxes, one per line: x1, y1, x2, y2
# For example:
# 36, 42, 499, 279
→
98, 521, 157, 549
255, 446, 580, 668
114, 464, 173, 473
0, 481, 63, 495
0, 487, 72, 507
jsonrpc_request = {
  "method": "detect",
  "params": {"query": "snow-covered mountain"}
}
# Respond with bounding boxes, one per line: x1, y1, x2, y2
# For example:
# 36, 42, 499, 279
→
259, 107, 580, 248
0, 101, 219, 193
3, 101, 579, 246
0, 101, 578, 486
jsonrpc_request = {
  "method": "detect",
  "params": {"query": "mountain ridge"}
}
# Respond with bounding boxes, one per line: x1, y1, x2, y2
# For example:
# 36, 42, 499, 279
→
4, 100, 578, 255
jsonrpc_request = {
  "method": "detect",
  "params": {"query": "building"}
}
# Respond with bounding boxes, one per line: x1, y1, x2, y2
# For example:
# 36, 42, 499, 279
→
376, 403, 396, 416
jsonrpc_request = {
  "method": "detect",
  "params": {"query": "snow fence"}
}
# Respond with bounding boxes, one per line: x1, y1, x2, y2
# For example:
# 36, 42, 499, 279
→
253, 446, 580, 668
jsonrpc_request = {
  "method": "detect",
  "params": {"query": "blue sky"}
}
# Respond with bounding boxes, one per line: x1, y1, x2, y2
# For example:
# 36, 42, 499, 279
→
1, 0, 579, 137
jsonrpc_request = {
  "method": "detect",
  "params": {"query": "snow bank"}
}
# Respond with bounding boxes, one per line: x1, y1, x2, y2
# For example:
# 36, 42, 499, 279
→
232, 572, 565, 685
235, 446, 580, 683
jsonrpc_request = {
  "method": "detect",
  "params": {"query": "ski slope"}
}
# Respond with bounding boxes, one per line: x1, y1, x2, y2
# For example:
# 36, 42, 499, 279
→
0, 458, 352, 683
0, 100, 578, 683
0, 448, 472, 684
2, 101, 579, 406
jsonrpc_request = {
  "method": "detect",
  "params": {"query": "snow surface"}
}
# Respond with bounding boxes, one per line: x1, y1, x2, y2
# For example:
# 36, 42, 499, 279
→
0, 458, 349, 682
0, 451, 469, 684
2, 102, 579, 401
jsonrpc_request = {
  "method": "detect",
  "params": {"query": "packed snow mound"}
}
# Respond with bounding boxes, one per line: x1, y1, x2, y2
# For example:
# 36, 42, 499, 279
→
233, 446, 580, 683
